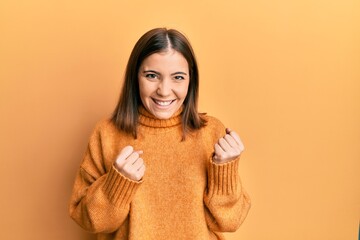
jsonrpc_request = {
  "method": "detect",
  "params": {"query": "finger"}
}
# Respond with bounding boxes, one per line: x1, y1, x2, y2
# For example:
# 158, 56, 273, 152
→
135, 150, 143, 155
219, 137, 232, 152
139, 164, 145, 174
135, 164, 146, 181
122, 160, 135, 176
115, 146, 134, 168
132, 158, 144, 170
224, 134, 238, 148
214, 143, 225, 157
228, 131, 241, 145
230, 132, 244, 152
120, 146, 134, 159
126, 151, 140, 165
123, 159, 144, 181
226, 128, 231, 134
123, 158, 141, 172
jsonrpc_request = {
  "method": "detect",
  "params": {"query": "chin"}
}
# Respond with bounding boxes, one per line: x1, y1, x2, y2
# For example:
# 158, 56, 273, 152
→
149, 105, 177, 120
154, 112, 173, 120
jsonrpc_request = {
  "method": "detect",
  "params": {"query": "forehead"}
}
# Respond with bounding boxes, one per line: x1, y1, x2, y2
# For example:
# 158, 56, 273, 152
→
140, 50, 189, 73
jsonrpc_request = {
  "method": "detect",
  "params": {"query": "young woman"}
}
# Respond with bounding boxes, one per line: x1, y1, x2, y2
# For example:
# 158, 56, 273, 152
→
69, 28, 251, 240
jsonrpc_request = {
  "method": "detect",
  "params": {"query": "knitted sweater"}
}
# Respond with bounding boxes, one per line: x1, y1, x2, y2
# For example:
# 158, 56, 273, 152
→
69, 107, 251, 240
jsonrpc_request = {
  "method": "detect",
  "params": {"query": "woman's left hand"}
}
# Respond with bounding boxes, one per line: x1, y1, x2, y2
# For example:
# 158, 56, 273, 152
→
213, 128, 244, 164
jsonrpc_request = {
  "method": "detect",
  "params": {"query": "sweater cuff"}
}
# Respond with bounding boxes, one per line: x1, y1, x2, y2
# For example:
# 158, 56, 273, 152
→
207, 157, 240, 197
102, 166, 142, 208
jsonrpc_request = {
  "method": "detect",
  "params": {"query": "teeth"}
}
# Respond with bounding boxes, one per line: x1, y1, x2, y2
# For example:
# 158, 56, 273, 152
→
154, 99, 173, 106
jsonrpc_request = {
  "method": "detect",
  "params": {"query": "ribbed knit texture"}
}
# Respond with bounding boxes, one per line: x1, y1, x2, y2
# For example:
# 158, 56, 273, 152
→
69, 107, 251, 240
103, 167, 141, 208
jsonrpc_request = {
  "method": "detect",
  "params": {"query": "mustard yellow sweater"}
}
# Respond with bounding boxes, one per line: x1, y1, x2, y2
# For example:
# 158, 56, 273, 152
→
69, 107, 251, 240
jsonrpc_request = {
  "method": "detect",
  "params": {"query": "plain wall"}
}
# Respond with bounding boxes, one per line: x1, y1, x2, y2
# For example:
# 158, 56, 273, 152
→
0, 0, 359, 239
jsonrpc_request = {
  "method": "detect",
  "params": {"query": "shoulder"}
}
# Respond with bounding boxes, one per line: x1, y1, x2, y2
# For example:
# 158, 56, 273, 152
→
203, 115, 225, 129
87, 118, 134, 155
89, 118, 123, 142
200, 114, 226, 140
93, 118, 117, 133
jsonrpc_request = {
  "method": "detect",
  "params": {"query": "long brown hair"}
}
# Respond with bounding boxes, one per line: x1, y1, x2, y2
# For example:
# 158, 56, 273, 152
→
111, 28, 206, 138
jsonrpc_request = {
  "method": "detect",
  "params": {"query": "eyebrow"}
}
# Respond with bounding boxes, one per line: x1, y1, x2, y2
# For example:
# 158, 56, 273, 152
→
143, 70, 160, 75
142, 70, 187, 75
171, 72, 187, 76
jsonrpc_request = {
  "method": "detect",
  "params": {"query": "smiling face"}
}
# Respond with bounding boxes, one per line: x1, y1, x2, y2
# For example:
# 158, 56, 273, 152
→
138, 49, 190, 119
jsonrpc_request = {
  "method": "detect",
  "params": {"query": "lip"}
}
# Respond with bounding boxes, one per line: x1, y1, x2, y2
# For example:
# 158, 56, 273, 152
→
151, 98, 176, 108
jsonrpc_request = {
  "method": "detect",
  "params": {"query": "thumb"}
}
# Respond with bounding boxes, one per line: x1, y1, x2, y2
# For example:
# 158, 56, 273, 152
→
225, 128, 231, 134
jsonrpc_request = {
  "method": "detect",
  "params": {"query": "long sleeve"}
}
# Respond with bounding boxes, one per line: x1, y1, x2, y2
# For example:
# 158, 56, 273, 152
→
69, 113, 250, 239
203, 156, 251, 232
68, 125, 142, 233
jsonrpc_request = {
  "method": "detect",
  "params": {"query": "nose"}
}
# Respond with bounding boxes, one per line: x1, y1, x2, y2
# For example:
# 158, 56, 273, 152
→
156, 79, 172, 97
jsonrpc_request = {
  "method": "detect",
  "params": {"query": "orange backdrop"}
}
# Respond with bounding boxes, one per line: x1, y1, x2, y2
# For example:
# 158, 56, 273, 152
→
0, 0, 359, 239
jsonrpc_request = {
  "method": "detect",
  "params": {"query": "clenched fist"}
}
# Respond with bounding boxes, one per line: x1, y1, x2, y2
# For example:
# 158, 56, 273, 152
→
114, 146, 146, 181
213, 128, 244, 164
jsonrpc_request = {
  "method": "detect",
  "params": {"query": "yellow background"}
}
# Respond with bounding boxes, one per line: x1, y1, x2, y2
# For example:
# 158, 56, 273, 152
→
0, 0, 359, 239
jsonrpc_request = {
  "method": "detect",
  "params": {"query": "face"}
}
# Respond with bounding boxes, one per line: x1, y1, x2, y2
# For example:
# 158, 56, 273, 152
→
138, 49, 190, 119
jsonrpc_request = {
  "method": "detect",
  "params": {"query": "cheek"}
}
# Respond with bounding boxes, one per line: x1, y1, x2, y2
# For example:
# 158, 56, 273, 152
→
138, 80, 151, 99
177, 82, 190, 99
184, 81, 190, 97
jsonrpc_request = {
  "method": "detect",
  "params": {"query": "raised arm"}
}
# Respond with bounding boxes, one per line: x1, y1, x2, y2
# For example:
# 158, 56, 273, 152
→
69, 125, 142, 233
204, 128, 251, 232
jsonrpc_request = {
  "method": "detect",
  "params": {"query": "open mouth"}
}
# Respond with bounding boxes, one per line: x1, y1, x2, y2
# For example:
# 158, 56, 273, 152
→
152, 98, 176, 107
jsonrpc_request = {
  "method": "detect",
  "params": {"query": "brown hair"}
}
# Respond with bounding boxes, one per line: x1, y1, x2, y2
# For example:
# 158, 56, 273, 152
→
111, 28, 206, 138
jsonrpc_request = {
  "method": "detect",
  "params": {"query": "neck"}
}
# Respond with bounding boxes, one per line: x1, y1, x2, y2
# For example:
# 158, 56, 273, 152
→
138, 105, 183, 128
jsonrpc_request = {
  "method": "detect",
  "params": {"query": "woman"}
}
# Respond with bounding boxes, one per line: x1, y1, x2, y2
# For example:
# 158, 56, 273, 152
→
69, 28, 251, 240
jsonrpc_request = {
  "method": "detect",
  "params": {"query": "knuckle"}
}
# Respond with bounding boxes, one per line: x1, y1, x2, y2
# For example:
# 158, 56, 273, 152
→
122, 145, 133, 154
132, 152, 139, 159
122, 165, 128, 172
126, 145, 134, 151
116, 155, 125, 164
128, 173, 135, 180
135, 172, 143, 181
123, 164, 132, 173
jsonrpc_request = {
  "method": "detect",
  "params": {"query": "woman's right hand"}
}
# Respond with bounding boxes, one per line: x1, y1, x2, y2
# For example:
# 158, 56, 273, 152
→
114, 146, 145, 181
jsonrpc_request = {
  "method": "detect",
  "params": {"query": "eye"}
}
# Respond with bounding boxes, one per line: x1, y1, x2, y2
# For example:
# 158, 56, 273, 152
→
145, 73, 157, 79
174, 75, 185, 80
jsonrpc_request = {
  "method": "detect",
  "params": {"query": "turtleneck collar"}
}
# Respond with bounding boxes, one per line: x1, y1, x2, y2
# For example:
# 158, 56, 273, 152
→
138, 105, 183, 128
